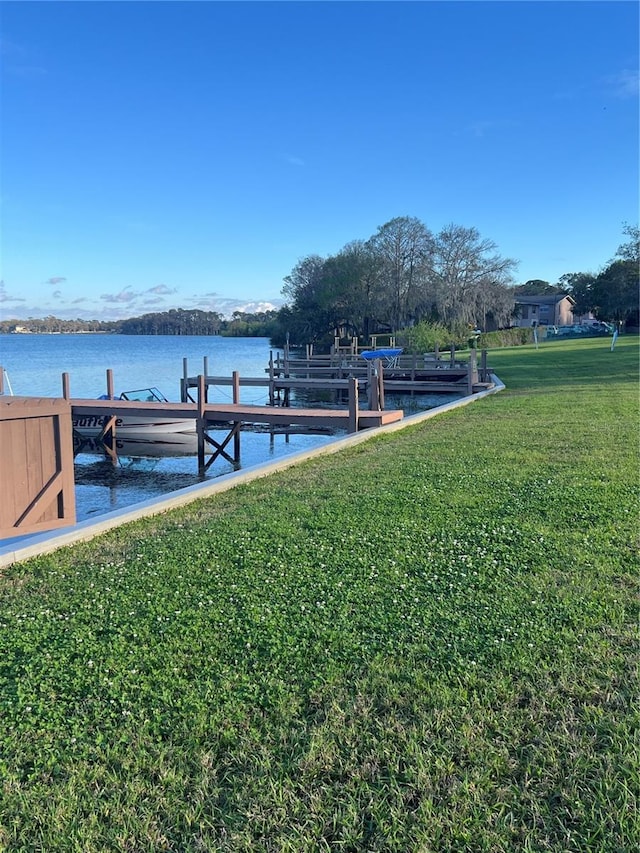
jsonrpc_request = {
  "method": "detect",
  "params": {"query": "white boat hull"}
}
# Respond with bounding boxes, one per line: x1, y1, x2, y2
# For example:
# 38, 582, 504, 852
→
72, 414, 196, 438
74, 432, 199, 457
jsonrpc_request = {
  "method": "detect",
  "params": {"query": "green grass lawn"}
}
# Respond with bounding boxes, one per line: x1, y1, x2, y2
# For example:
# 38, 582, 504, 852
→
1, 336, 638, 852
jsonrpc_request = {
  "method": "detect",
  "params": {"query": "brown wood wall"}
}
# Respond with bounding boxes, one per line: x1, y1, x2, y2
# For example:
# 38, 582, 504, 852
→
0, 397, 76, 539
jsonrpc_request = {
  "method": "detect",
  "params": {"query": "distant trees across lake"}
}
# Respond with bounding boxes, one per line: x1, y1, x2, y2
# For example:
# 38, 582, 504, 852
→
0, 309, 280, 338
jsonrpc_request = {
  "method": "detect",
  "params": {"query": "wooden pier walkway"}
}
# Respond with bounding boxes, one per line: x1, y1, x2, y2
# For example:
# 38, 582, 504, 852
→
68, 373, 403, 473
181, 347, 494, 407
70, 397, 402, 431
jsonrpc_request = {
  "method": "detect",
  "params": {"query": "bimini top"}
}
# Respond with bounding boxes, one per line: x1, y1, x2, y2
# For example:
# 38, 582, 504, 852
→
360, 347, 403, 361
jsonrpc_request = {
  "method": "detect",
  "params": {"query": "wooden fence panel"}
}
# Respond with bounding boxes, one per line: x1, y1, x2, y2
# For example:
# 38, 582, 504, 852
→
0, 397, 76, 538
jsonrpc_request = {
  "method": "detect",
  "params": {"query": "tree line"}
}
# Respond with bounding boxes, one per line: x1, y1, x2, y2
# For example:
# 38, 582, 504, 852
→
271, 218, 639, 348
557, 225, 639, 325
2, 223, 637, 345
0, 308, 278, 337
272, 217, 518, 348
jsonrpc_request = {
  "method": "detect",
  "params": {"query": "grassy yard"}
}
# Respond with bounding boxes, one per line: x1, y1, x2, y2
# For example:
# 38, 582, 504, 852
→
0, 336, 638, 852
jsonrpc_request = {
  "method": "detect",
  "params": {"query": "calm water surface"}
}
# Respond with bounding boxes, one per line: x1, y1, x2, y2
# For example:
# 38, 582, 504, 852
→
0, 333, 276, 401
0, 333, 456, 545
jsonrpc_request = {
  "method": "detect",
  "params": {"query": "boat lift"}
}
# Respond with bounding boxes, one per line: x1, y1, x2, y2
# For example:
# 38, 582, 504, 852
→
360, 347, 404, 410
360, 347, 404, 368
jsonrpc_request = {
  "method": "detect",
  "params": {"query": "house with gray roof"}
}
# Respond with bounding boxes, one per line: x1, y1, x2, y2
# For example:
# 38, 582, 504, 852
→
513, 293, 576, 328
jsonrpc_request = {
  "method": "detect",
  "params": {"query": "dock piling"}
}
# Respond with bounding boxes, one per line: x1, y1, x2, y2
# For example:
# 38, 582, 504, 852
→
232, 371, 241, 461
197, 374, 206, 475
467, 350, 478, 395
348, 378, 359, 433
182, 358, 189, 402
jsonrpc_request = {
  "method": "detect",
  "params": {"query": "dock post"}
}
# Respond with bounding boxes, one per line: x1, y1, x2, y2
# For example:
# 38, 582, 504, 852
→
467, 350, 478, 395
348, 377, 359, 433
182, 358, 188, 402
203, 357, 209, 403
197, 374, 206, 476
450, 343, 456, 367
377, 362, 385, 411
268, 351, 275, 406
232, 371, 241, 463
480, 349, 488, 382
106, 369, 115, 399
62, 372, 70, 400
434, 342, 439, 361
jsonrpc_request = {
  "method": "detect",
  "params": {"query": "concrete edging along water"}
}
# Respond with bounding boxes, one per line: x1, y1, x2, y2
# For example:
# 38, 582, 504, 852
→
0, 374, 505, 567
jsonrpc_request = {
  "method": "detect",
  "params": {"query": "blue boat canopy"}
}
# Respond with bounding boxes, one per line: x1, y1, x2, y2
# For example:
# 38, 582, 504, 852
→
360, 347, 403, 361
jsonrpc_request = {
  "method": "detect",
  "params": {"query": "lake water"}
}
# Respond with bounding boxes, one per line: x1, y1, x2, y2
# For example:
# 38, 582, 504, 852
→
0, 333, 457, 546
0, 333, 277, 401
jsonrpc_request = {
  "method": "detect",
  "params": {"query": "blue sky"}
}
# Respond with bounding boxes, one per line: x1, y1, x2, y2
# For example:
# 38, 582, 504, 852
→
1, 0, 638, 321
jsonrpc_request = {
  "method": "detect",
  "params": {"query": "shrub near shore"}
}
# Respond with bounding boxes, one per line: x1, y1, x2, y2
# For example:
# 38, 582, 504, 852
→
402, 320, 535, 352
0, 336, 638, 852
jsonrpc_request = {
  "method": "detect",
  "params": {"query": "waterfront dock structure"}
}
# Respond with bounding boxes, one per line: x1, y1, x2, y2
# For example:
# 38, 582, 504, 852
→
66, 371, 403, 473
0, 343, 495, 541
1, 342, 490, 498
181, 346, 494, 408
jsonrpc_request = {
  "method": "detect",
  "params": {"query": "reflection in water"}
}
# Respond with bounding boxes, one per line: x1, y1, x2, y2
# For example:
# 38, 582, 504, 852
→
290, 386, 460, 416
72, 429, 343, 521
73, 437, 205, 517
73, 433, 199, 458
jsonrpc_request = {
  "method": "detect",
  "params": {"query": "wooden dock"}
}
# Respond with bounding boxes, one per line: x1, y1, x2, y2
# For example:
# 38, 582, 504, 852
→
181, 347, 494, 407
68, 373, 403, 473
52, 343, 493, 474
69, 397, 402, 431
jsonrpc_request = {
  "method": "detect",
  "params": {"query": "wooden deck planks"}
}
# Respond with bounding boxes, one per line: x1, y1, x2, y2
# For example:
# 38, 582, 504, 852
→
68, 398, 404, 431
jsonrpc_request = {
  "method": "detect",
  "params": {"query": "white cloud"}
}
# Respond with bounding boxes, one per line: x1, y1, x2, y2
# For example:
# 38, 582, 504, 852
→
605, 69, 640, 99
187, 294, 283, 318
147, 284, 177, 295
0, 281, 26, 303
100, 287, 138, 304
